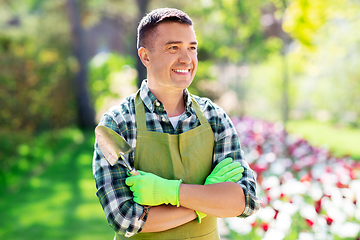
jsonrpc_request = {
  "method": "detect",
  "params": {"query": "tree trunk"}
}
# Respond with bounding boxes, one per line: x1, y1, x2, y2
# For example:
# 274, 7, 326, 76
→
280, 0, 291, 157
66, 0, 95, 128
282, 44, 289, 125
136, 0, 150, 89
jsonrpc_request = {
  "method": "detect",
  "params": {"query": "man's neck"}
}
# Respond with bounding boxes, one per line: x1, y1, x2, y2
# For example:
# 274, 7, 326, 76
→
147, 83, 186, 117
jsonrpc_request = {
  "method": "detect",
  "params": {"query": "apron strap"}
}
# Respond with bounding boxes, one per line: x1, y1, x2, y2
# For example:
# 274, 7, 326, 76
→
134, 90, 209, 131
135, 90, 147, 131
190, 94, 209, 126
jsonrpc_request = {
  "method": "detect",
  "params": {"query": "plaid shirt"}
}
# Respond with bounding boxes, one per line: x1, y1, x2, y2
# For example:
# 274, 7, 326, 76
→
92, 80, 261, 237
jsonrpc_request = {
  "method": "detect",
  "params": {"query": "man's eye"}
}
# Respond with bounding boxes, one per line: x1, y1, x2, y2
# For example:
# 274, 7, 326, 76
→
170, 46, 179, 50
190, 46, 197, 51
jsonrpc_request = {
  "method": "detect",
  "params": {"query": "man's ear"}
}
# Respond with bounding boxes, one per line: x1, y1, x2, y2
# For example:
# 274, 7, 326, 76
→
138, 47, 150, 68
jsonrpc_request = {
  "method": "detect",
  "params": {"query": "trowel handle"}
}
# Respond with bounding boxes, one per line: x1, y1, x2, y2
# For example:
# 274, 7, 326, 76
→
119, 154, 140, 176
129, 169, 140, 176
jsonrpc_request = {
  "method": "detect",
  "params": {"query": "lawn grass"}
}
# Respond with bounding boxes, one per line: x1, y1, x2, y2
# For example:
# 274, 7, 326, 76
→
287, 120, 360, 160
0, 129, 114, 240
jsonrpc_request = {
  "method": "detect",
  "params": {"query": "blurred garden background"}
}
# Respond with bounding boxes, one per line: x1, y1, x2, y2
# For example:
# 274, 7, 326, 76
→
1, 0, 360, 239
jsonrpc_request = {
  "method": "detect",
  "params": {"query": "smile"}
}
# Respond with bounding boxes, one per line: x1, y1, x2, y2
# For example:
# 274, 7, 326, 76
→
173, 69, 190, 73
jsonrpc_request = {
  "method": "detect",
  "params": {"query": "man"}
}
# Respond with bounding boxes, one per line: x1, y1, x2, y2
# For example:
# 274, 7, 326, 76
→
93, 8, 261, 239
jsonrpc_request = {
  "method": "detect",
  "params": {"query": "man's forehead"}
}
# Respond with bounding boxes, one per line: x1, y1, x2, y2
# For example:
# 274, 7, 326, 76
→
154, 22, 197, 43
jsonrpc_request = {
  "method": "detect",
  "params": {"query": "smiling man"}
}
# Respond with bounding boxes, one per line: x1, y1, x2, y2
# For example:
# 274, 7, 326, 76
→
93, 8, 261, 239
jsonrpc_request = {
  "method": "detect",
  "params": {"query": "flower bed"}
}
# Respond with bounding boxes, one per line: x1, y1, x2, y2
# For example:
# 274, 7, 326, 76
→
225, 117, 360, 240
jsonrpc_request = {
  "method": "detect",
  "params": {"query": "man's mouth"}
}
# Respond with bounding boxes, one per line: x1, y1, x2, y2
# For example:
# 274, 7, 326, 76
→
172, 69, 190, 73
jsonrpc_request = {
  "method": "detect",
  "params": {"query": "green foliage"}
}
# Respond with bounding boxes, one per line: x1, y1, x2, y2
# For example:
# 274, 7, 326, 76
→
0, 128, 86, 190
0, 39, 77, 131
0, 0, 78, 132
0, 129, 114, 239
88, 53, 136, 112
283, 0, 360, 126
283, 0, 329, 46
187, 0, 279, 64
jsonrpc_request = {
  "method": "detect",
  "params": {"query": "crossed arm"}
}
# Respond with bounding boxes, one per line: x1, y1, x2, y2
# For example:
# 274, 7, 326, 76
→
126, 158, 245, 232
141, 182, 245, 232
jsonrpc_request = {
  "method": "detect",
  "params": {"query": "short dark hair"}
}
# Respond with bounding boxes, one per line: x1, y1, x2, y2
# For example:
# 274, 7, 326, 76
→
137, 8, 193, 49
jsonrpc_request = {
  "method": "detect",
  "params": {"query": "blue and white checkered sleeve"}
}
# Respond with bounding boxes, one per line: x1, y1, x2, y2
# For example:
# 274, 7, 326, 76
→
92, 114, 145, 237
212, 108, 262, 218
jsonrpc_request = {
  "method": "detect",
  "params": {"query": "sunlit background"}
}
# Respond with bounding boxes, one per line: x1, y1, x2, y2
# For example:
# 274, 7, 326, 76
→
1, 0, 359, 239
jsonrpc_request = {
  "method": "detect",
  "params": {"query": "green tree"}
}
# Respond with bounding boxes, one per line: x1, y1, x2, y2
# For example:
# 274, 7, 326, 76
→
0, 0, 78, 131
283, 0, 360, 126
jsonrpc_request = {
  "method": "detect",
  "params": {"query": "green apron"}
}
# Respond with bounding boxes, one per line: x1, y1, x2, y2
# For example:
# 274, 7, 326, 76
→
115, 91, 219, 240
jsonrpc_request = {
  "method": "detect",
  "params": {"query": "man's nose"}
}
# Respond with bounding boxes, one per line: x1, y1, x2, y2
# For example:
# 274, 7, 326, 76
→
178, 49, 192, 64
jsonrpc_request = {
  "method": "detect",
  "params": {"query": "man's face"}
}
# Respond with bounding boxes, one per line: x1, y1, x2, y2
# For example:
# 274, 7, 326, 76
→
142, 22, 198, 91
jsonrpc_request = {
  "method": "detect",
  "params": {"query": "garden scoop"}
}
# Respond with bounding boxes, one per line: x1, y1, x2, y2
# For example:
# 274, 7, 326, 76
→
95, 125, 139, 176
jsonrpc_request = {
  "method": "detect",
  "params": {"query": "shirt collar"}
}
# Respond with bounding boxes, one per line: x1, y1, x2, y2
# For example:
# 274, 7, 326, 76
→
139, 80, 193, 113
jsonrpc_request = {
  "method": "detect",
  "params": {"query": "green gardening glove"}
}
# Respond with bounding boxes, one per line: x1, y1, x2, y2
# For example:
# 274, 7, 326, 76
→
204, 157, 244, 185
125, 170, 182, 206
196, 157, 244, 223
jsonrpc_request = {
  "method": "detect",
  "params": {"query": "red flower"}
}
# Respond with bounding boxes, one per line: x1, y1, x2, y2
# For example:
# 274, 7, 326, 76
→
324, 215, 333, 226
336, 181, 349, 189
256, 144, 263, 154
305, 218, 314, 227
261, 222, 269, 232
251, 162, 268, 174
280, 192, 285, 199
300, 174, 311, 183
251, 220, 257, 228
274, 209, 279, 219
315, 199, 322, 214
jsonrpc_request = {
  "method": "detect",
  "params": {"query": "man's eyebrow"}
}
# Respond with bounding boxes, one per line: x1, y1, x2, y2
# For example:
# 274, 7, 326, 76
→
165, 41, 198, 45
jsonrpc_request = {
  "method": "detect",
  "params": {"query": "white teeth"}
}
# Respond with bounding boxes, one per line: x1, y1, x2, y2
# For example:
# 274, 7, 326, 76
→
173, 69, 189, 73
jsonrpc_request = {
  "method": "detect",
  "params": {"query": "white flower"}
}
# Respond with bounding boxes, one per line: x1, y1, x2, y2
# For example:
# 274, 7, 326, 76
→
269, 159, 286, 175
354, 207, 360, 221
328, 207, 347, 224
298, 232, 315, 240
308, 182, 323, 201
310, 162, 326, 180
332, 222, 360, 238
291, 195, 305, 210
300, 204, 318, 220
268, 186, 282, 200
261, 175, 280, 189
281, 202, 299, 216
275, 212, 292, 233
265, 152, 277, 163
342, 199, 356, 218
281, 179, 307, 196
320, 172, 338, 185
257, 206, 276, 222
262, 228, 285, 240
349, 179, 360, 191
225, 217, 252, 235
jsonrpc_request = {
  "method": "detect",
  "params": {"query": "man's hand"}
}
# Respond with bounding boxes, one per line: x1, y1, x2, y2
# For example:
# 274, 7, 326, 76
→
125, 170, 182, 206
204, 157, 244, 185
196, 158, 244, 222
